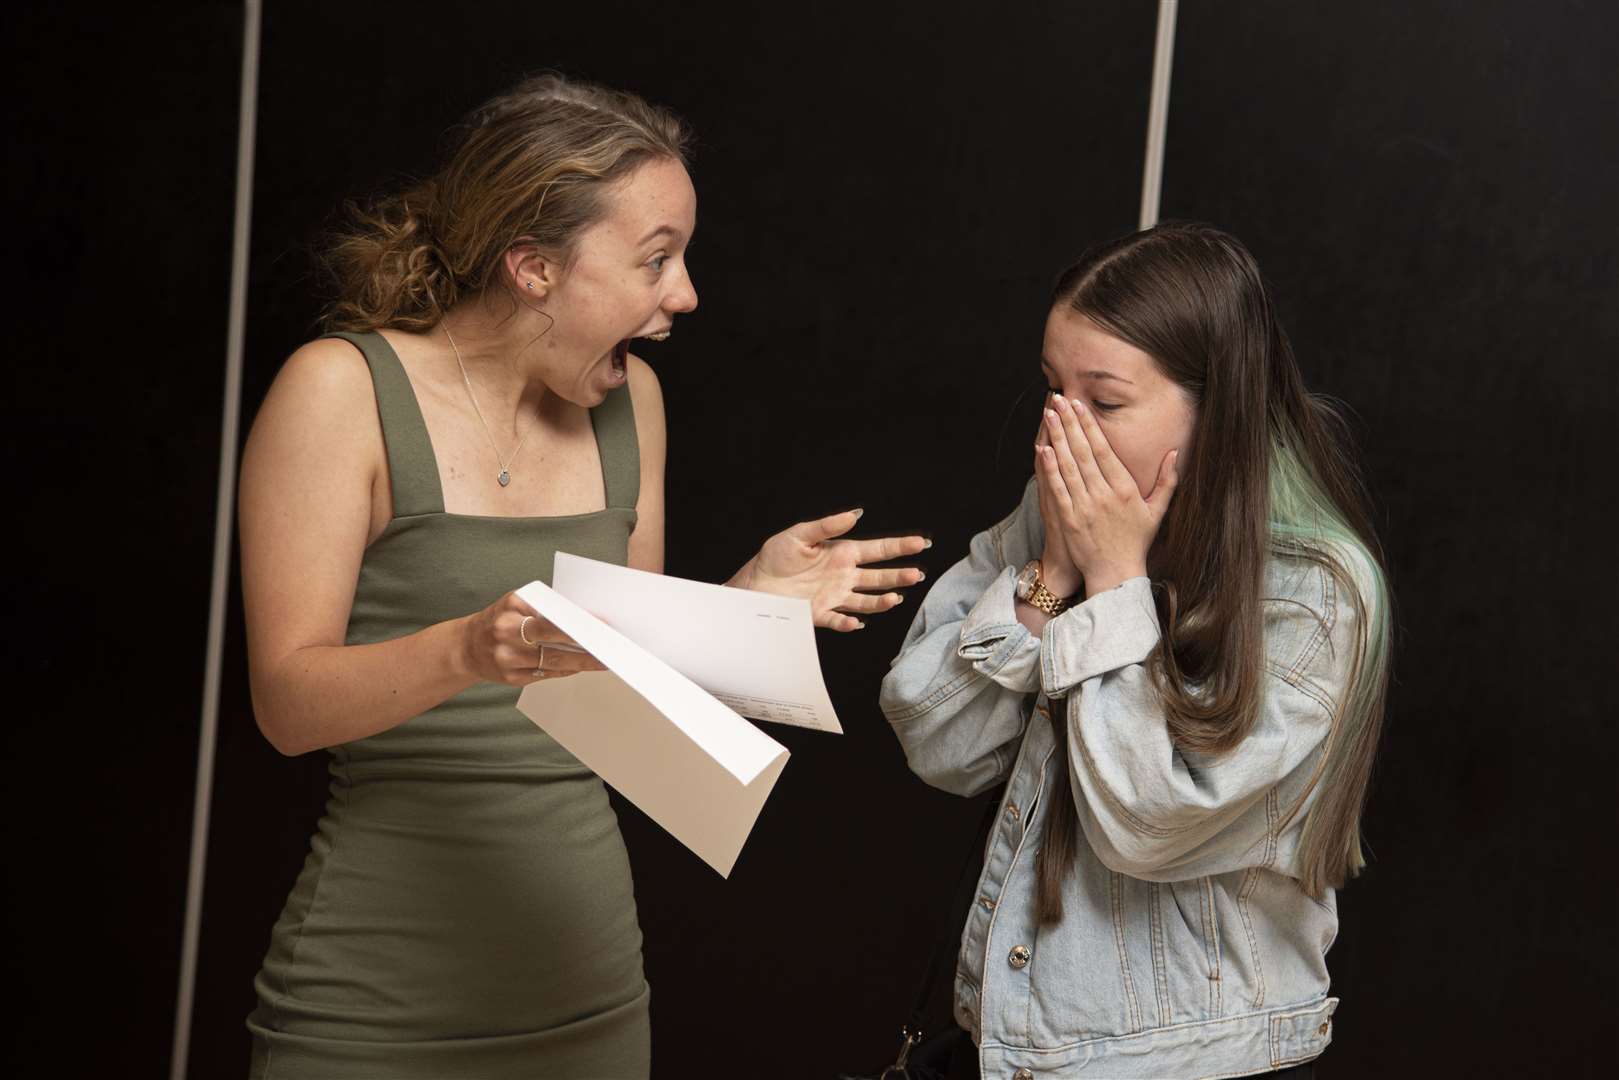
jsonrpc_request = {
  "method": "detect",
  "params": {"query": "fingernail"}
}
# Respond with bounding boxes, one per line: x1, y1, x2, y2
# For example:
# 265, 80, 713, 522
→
1072, 397, 1086, 414
1045, 408, 1057, 422
923, 538, 934, 549
893, 593, 904, 604
852, 508, 865, 519
916, 570, 927, 581
855, 620, 866, 630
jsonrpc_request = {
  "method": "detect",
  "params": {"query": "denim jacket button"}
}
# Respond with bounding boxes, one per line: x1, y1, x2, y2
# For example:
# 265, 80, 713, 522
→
979, 894, 997, 911
1012, 1069, 1035, 1079
1008, 944, 1031, 969
1004, 801, 1021, 822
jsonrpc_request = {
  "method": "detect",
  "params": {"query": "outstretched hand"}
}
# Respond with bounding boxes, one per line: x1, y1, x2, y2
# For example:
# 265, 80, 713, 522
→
741, 509, 930, 632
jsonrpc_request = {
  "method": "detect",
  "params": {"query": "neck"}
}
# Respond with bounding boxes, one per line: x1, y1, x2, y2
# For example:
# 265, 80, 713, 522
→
437, 292, 558, 428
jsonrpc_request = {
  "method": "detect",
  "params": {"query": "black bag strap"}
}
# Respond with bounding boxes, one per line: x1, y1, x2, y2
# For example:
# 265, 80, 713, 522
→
897, 784, 1006, 1051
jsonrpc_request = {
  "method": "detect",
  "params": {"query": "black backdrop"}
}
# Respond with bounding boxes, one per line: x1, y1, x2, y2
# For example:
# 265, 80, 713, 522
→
6, 1, 1615, 1077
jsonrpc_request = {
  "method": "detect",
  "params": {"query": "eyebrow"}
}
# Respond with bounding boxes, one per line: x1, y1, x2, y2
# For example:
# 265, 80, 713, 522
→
1040, 357, 1135, 386
636, 224, 682, 246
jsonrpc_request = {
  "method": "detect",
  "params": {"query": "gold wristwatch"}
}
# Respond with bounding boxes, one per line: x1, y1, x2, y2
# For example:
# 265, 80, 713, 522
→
1015, 559, 1072, 616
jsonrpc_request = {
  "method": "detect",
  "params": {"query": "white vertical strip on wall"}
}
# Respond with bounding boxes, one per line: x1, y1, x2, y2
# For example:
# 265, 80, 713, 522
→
1139, 0, 1179, 229
171, 2, 261, 1077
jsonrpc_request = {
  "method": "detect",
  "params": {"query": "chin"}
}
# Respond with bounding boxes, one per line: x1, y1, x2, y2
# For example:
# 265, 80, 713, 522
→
556, 384, 608, 409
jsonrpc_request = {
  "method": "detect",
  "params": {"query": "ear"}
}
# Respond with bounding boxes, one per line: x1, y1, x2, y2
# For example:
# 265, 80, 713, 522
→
505, 240, 562, 299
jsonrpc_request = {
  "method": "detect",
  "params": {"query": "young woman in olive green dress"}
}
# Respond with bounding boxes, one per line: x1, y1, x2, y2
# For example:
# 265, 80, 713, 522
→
237, 74, 925, 1079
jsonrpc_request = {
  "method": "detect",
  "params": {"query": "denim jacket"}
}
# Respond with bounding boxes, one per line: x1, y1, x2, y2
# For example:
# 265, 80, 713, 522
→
881, 479, 1370, 1079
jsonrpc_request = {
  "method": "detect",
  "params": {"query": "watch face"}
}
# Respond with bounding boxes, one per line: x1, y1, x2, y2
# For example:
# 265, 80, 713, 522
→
1016, 560, 1040, 599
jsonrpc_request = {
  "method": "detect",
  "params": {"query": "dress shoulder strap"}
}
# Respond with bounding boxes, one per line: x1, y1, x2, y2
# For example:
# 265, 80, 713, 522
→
589, 383, 641, 511
321, 330, 446, 518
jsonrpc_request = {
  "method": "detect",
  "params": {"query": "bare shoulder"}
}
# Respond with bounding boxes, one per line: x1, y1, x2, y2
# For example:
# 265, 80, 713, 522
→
263, 336, 376, 418
249, 338, 380, 452
623, 351, 665, 416
619, 354, 667, 569
622, 352, 667, 455
241, 336, 384, 503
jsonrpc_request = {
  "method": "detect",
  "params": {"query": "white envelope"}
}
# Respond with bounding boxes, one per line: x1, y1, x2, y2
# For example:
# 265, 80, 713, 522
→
515, 578, 790, 877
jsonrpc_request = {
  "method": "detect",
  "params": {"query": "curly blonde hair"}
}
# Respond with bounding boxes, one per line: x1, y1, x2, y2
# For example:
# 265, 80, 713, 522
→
319, 73, 691, 332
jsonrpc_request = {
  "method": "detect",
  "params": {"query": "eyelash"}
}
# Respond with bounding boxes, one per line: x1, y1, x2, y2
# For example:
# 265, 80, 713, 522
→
1046, 387, 1120, 413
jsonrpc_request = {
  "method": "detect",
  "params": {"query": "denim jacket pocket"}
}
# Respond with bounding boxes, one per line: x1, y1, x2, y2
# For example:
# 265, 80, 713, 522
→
1268, 997, 1337, 1068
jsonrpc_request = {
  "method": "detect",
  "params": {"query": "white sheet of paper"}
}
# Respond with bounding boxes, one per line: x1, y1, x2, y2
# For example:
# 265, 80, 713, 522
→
515, 579, 788, 877
551, 552, 843, 734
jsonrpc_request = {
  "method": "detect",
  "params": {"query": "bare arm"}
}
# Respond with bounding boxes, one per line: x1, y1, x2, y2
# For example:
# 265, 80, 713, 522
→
238, 339, 591, 757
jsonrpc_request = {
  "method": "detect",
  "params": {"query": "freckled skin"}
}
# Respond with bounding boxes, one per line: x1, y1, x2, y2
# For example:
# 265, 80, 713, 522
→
524, 158, 701, 407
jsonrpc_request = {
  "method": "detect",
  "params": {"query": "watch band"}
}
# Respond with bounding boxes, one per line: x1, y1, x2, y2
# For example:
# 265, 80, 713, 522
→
1017, 559, 1073, 616
1023, 578, 1070, 616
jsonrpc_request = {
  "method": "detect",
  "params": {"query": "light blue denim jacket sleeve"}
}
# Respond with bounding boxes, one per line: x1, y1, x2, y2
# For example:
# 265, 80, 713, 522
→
882, 477, 1360, 882
877, 479, 1046, 797
1055, 572, 1345, 882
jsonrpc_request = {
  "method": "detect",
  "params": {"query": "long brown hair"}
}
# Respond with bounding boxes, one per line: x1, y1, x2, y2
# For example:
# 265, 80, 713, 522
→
1035, 223, 1393, 921
318, 73, 691, 333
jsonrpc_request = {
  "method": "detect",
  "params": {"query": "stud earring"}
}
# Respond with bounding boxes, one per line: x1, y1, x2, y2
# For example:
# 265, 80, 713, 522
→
526, 281, 535, 290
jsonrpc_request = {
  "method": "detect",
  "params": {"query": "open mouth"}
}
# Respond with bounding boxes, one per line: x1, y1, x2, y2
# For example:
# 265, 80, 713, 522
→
611, 328, 672, 373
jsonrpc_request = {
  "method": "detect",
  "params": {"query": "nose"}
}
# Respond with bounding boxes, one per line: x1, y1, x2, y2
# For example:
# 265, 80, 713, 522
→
669, 264, 698, 314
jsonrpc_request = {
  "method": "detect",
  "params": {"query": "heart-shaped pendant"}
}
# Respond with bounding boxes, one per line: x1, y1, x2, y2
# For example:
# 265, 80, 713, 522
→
498, 470, 511, 487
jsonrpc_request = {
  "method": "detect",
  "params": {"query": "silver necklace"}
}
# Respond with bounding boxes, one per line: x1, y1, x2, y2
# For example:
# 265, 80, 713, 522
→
443, 322, 533, 487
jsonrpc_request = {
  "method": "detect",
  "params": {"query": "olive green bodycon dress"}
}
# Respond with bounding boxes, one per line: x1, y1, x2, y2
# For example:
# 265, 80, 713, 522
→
248, 331, 650, 1078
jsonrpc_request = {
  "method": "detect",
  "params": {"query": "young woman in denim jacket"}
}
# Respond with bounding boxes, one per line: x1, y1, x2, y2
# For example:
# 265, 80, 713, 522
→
881, 223, 1392, 1079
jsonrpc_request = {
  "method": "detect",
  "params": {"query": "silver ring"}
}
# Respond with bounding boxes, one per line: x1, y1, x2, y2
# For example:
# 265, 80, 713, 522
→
519, 615, 538, 646
532, 643, 547, 678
